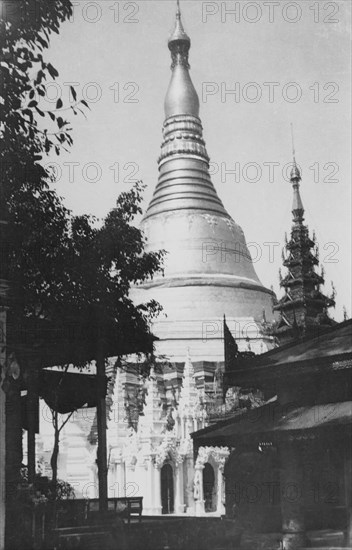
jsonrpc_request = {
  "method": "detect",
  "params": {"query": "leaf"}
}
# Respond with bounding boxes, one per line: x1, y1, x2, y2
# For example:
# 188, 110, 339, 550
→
28, 100, 38, 108
29, 89, 35, 99
49, 111, 56, 121
81, 99, 90, 109
47, 63, 59, 79
56, 98, 63, 109
37, 35, 49, 49
57, 117, 64, 129
70, 86, 77, 102
35, 106, 45, 117
35, 70, 45, 85
22, 109, 34, 123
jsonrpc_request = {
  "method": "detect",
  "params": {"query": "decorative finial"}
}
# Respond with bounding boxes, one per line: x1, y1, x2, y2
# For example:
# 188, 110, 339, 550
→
290, 123, 301, 181
330, 281, 336, 302
291, 123, 296, 162
315, 243, 319, 262
176, 0, 181, 18
289, 124, 304, 224
343, 306, 348, 321
149, 365, 156, 380
164, 0, 200, 118
168, 0, 191, 58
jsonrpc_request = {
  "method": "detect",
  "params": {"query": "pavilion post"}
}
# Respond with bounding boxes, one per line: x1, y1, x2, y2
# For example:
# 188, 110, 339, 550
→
344, 437, 352, 546
96, 341, 108, 512
279, 438, 306, 550
0, 308, 7, 550
27, 365, 39, 484
0, 179, 10, 550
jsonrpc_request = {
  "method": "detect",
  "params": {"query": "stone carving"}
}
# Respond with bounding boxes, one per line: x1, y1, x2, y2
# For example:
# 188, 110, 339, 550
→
193, 468, 202, 500
179, 435, 193, 458
154, 432, 183, 468
123, 427, 139, 470
202, 214, 218, 232
195, 446, 230, 469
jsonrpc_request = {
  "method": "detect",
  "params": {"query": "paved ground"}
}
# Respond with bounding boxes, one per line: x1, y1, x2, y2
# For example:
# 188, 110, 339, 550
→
46, 516, 350, 550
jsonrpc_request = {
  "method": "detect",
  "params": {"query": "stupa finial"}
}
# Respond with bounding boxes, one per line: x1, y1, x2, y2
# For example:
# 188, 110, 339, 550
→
168, 0, 191, 56
164, 1, 199, 118
289, 124, 304, 224
290, 123, 301, 181
176, 0, 181, 18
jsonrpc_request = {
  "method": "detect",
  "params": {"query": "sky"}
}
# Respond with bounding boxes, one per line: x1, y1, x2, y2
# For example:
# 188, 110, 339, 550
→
43, 0, 351, 320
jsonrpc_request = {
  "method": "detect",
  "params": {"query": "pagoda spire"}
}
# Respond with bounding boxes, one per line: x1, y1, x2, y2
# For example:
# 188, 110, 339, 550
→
269, 133, 336, 344
133, 3, 276, 363
144, 2, 228, 219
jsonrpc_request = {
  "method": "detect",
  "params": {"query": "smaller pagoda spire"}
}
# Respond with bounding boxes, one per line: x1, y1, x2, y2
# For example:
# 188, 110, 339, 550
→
178, 349, 197, 408
268, 129, 336, 344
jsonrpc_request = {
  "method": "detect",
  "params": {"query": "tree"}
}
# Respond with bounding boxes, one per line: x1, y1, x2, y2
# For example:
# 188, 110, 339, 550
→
1, 0, 163, 351
1, 0, 164, 541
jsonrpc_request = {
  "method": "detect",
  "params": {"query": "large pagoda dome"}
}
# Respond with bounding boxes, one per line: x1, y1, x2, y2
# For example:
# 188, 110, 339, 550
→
132, 2, 275, 361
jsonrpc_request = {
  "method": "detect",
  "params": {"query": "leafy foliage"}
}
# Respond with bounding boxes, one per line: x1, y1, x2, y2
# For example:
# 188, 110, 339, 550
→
2, 4, 164, 547
20, 468, 75, 505
0, 0, 165, 365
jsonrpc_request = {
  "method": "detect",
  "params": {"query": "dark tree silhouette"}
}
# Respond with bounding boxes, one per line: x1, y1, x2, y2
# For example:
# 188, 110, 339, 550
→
1, 1, 164, 544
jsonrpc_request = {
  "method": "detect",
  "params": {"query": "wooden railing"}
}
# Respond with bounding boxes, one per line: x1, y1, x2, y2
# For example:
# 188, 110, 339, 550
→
51, 497, 143, 549
85, 497, 143, 524
53, 496, 142, 527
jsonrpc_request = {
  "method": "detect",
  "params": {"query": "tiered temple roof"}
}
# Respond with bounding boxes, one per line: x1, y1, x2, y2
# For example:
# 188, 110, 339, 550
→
268, 155, 336, 344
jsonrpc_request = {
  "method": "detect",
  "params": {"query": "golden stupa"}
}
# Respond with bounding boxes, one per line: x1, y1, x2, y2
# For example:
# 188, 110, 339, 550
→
132, 3, 275, 361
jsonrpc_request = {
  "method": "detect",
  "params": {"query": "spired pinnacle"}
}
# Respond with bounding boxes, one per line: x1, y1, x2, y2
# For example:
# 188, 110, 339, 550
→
164, 0, 199, 118
290, 126, 304, 224
168, 0, 191, 50
269, 136, 336, 344
291, 161, 304, 224
144, 1, 228, 218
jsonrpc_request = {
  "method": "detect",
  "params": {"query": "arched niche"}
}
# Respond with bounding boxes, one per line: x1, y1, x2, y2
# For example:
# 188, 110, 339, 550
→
203, 462, 216, 512
161, 462, 174, 514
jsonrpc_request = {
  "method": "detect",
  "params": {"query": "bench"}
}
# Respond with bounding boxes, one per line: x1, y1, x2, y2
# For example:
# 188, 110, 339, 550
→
52, 499, 141, 550
55, 497, 143, 527
86, 497, 143, 524
125, 497, 143, 523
